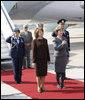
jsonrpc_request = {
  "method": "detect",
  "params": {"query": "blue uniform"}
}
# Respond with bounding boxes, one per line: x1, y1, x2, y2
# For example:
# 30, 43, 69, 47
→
6, 36, 26, 83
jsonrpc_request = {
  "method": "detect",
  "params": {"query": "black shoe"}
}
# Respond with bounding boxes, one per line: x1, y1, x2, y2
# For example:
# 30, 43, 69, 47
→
27, 66, 32, 69
19, 81, 23, 84
62, 86, 66, 88
15, 81, 22, 84
41, 88, 46, 92
57, 84, 61, 89
15, 81, 19, 84
64, 77, 68, 80
61, 84, 66, 89
22, 66, 26, 69
61, 86, 66, 89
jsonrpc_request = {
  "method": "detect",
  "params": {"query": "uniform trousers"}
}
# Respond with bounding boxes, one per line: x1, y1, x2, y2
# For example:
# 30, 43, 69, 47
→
12, 56, 23, 83
23, 47, 31, 68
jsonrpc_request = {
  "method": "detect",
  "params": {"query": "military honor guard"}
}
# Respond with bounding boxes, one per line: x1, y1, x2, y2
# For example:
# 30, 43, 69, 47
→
6, 28, 26, 84
20, 24, 33, 69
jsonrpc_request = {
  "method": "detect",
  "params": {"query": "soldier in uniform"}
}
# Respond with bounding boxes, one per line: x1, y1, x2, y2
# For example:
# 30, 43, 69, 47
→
20, 24, 33, 69
6, 28, 26, 84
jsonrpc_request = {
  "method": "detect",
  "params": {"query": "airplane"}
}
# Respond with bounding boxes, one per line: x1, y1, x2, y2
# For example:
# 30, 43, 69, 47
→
7, 1, 85, 31
1, 1, 84, 60
8, 1, 84, 22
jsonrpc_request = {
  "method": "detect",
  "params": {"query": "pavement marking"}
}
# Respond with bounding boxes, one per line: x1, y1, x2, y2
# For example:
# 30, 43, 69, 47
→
1, 81, 32, 99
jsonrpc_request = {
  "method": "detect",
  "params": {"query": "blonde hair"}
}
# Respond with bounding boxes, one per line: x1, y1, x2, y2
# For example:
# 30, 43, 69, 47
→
55, 25, 62, 35
34, 27, 44, 38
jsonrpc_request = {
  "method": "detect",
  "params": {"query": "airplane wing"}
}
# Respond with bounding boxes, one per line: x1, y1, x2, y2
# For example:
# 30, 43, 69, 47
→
8, 1, 84, 22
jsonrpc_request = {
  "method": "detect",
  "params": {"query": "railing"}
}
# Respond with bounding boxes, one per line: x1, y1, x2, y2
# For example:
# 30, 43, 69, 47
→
1, 1, 15, 49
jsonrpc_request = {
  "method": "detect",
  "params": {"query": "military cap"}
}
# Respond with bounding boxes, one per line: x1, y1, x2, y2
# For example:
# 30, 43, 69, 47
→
57, 19, 67, 24
23, 24, 28, 28
13, 28, 20, 32
38, 23, 44, 28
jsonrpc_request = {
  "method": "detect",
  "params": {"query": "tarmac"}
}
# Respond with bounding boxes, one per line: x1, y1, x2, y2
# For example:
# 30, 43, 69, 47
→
1, 26, 84, 99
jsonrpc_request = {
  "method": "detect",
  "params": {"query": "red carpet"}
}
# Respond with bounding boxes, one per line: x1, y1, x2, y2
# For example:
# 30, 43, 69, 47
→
1, 69, 84, 99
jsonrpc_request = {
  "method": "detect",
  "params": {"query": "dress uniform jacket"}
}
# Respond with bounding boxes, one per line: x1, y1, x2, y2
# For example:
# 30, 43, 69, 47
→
20, 31, 33, 48
6, 36, 26, 58
32, 38, 50, 76
6, 36, 26, 83
20, 31, 33, 67
53, 36, 69, 73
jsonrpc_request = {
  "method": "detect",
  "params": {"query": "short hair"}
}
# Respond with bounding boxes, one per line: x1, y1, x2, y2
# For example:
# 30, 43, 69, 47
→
55, 25, 63, 35
34, 27, 44, 38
